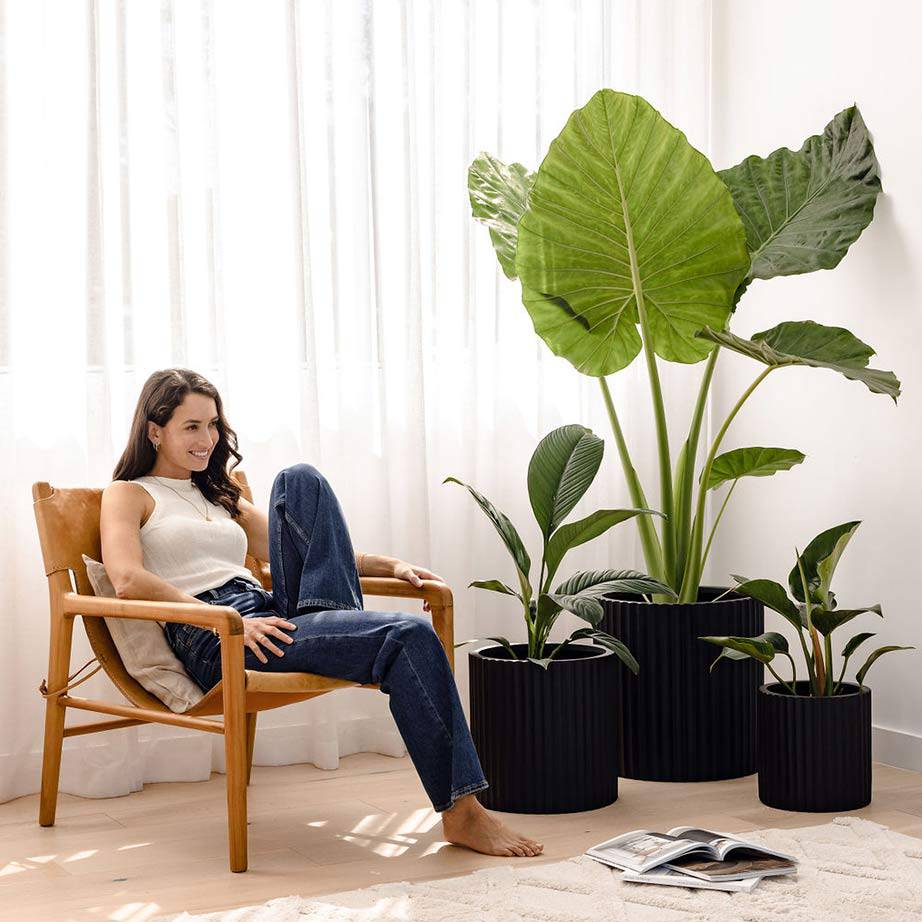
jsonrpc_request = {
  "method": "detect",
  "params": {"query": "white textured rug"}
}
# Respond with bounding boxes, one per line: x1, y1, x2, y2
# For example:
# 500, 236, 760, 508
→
167, 817, 922, 921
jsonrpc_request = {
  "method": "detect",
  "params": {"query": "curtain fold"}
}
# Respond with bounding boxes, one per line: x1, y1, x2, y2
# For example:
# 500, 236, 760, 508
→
0, 0, 713, 802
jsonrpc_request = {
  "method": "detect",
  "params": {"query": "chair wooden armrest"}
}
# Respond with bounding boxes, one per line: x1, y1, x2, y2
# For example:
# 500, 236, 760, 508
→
61, 592, 243, 635
360, 576, 452, 606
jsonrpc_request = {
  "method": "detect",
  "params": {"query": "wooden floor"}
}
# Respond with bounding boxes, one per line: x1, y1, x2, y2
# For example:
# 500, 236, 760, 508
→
2, 754, 921, 922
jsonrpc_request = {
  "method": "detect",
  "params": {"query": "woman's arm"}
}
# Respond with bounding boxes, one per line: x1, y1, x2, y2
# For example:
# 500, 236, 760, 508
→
235, 495, 270, 561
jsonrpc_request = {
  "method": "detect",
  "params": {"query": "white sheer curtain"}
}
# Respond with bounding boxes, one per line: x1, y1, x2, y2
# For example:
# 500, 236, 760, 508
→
0, 0, 713, 801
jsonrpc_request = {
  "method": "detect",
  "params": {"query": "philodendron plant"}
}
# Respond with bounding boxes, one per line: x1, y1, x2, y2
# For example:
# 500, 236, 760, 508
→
445, 424, 674, 669
702, 521, 914, 696
469, 89, 901, 603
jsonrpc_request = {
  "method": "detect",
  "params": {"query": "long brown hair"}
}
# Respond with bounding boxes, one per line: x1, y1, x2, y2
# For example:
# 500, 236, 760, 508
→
112, 368, 244, 517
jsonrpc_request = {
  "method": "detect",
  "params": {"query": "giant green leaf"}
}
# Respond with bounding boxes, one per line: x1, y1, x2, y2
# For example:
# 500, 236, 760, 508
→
706, 446, 806, 490
697, 321, 901, 400
515, 90, 749, 375
787, 521, 861, 605
468, 152, 535, 279
719, 106, 880, 284
527, 425, 603, 538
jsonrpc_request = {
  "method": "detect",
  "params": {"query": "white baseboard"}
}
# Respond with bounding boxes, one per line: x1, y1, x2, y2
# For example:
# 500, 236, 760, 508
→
873, 723, 922, 772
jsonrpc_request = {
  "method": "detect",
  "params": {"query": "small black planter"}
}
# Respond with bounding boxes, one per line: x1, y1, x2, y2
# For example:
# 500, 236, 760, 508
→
601, 587, 764, 782
469, 642, 618, 813
758, 681, 872, 812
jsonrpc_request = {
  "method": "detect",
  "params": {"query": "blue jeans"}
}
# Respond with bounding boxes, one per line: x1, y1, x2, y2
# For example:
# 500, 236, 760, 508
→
164, 463, 487, 812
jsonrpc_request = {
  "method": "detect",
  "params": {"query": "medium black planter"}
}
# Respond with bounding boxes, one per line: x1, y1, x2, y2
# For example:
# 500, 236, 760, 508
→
758, 681, 872, 812
469, 642, 619, 813
601, 587, 763, 782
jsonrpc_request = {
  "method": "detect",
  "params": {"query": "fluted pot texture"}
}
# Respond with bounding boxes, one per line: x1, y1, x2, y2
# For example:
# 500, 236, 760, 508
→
601, 587, 764, 781
758, 682, 872, 812
469, 643, 619, 814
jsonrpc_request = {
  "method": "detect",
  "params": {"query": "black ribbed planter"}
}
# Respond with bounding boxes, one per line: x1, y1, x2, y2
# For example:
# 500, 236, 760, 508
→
601, 587, 763, 782
469, 643, 618, 813
758, 681, 872, 812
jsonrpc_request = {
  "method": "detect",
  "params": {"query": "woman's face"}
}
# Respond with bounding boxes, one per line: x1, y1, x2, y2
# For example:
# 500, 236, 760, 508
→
147, 392, 220, 478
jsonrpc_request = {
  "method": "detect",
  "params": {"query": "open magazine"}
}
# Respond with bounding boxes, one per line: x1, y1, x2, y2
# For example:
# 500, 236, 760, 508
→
586, 826, 797, 880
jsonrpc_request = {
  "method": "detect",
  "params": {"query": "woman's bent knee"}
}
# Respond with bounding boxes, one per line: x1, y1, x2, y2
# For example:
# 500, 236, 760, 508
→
391, 614, 440, 646
273, 462, 326, 496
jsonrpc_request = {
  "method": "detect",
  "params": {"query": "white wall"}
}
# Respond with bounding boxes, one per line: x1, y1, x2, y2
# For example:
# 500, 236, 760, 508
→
707, 0, 922, 768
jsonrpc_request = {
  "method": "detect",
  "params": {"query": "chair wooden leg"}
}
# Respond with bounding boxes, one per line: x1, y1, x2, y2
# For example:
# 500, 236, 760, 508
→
221, 635, 248, 872
39, 614, 75, 827
430, 601, 455, 673
245, 712, 257, 786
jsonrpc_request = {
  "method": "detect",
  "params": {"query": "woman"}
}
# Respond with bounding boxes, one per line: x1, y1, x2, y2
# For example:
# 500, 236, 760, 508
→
100, 368, 543, 859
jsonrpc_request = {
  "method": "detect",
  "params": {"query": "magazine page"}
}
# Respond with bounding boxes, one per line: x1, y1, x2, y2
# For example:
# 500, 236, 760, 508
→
621, 868, 761, 893
664, 853, 798, 882
667, 827, 797, 864
586, 830, 693, 873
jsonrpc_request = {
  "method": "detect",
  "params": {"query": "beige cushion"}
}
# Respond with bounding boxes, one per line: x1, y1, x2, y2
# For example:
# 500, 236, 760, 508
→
81, 555, 205, 713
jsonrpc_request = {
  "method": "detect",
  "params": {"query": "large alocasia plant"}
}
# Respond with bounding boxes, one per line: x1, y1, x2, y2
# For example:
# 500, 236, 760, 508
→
469, 90, 901, 603
701, 521, 914, 696
445, 424, 672, 668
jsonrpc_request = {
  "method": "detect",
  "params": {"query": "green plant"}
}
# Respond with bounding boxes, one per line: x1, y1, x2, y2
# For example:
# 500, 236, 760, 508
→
700, 522, 913, 696
469, 90, 900, 603
445, 424, 673, 669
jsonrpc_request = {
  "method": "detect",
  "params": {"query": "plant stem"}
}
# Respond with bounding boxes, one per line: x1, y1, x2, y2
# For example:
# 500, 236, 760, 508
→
679, 368, 774, 602
784, 651, 798, 689
796, 553, 821, 695
834, 654, 852, 696
700, 479, 738, 577
598, 377, 664, 580
673, 348, 719, 588
824, 633, 834, 696
766, 661, 796, 696
614, 163, 675, 585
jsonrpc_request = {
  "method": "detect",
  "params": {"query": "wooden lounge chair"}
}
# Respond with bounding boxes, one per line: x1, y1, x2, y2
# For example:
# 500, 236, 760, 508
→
31, 470, 454, 872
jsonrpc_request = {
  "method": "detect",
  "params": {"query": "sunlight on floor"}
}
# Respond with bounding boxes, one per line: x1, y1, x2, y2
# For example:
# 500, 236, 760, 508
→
110, 902, 161, 922
340, 807, 445, 858
62, 848, 99, 863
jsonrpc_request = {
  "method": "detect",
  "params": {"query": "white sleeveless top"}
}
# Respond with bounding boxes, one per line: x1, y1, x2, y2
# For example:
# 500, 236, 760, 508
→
130, 475, 258, 596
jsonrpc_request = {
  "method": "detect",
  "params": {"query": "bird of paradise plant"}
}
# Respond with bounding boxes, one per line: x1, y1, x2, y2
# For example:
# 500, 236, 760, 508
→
701, 521, 913, 696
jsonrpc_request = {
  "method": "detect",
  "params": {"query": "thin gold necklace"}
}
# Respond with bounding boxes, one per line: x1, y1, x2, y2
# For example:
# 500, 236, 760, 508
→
152, 475, 213, 522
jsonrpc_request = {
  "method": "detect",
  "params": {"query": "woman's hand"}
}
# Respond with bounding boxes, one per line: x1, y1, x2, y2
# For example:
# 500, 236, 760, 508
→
242, 615, 297, 664
391, 560, 446, 613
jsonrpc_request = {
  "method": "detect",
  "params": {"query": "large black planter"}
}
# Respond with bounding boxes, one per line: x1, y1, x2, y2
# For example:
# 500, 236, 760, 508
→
758, 681, 872, 812
601, 587, 763, 782
469, 642, 618, 813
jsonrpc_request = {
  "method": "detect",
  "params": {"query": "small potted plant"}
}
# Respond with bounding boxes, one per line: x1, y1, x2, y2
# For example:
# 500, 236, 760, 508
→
701, 521, 914, 812
445, 424, 670, 813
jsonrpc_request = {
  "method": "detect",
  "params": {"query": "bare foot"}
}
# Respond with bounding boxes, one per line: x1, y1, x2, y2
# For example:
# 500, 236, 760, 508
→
441, 794, 544, 857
